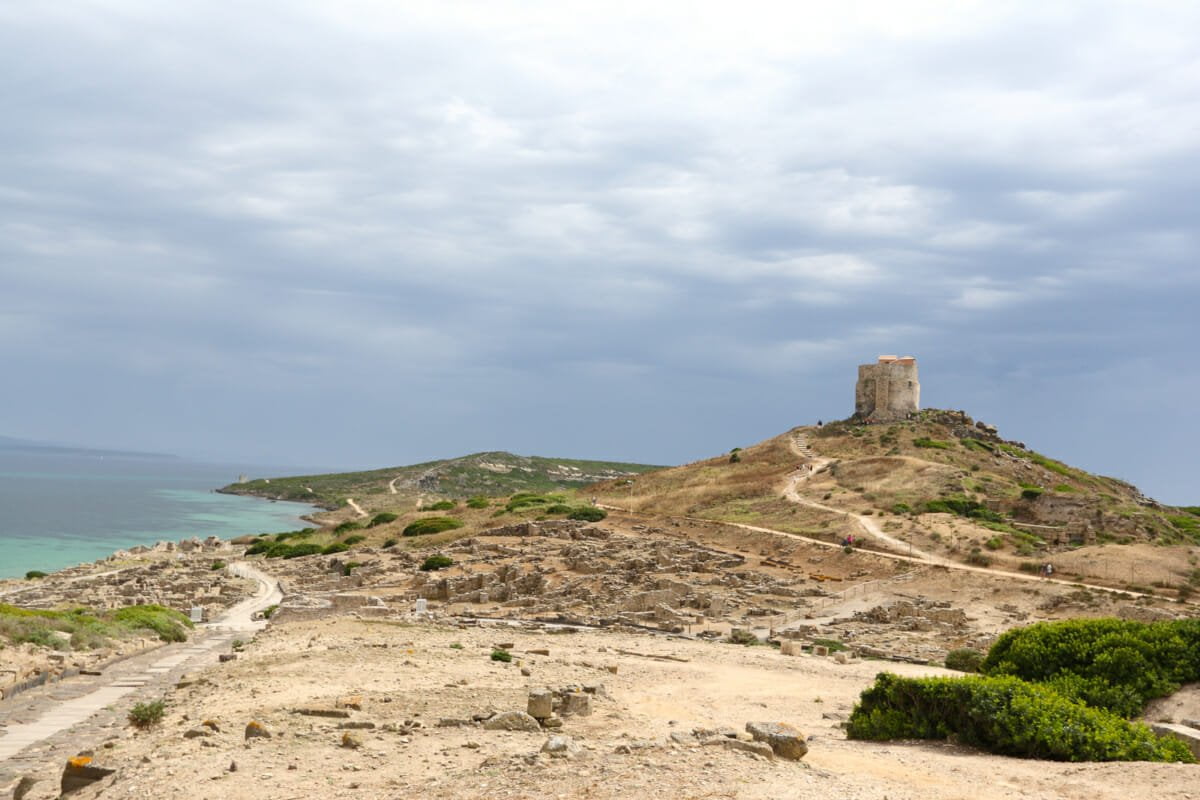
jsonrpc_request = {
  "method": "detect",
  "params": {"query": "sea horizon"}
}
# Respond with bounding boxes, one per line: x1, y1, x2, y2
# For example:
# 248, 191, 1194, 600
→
0, 450, 323, 580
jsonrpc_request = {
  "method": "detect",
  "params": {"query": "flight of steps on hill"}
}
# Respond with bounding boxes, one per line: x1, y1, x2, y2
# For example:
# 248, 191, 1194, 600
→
793, 431, 816, 460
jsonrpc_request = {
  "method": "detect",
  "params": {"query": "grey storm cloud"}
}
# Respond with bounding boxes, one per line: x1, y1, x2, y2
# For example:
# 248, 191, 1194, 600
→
1, 1, 1198, 502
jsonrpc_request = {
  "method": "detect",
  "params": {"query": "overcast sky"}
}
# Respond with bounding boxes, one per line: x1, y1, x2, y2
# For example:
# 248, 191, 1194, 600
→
2, 1, 1197, 503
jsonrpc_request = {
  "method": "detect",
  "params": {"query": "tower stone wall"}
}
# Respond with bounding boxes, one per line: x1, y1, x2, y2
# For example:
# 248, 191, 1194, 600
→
855, 355, 919, 421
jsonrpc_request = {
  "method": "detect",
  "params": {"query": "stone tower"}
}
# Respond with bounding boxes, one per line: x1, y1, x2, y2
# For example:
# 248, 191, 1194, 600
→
855, 355, 919, 421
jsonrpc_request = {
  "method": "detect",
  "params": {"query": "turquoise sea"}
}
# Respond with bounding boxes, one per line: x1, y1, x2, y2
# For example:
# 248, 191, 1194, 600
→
0, 450, 319, 579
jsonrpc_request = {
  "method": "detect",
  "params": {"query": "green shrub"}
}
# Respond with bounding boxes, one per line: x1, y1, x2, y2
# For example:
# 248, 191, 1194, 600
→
729, 452, 742, 463
210, 560, 226, 571
945, 648, 985, 673
128, 698, 166, 729
382, 538, 398, 549
1021, 487, 1044, 500
466, 496, 490, 509
342, 534, 365, 546
966, 548, 992, 567
420, 555, 454, 571
334, 521, 362, 534
368, 512, 399, 527
113, 605, 192, 643
245, 540, 272, 555
913, 437, 952, 449
812, 637, 848, 653
24, 570, 47, 580
545, 503, 573, 514
490, 649, 512, 662
263, 604, 279, 619
568, 506, 607, 522
984, 536, 1004, 551
981, 618, 1200, 719
342, 561, 362, 577
922, 497, 1004, 523
891, 503, 911, 515
275, 542, 324, 559
427, 500, 456, 511
847, 672, 1192, 762
321, 542, 350, 555
402, 516, 464, 537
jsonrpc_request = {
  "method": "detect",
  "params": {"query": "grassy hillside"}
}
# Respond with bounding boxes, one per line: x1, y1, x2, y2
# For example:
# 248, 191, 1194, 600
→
587, 410, 1200, 597
218, 451, 664, 509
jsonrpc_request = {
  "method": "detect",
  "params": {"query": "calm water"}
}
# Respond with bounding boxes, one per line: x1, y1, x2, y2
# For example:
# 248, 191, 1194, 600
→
0, 451, 319, 579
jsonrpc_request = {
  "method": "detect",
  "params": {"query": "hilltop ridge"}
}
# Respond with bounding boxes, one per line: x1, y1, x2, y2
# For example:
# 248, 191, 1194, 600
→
218, 450, 663, 509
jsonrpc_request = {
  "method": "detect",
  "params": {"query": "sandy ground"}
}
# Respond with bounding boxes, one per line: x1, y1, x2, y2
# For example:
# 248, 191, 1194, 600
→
37, 615, 1197, 800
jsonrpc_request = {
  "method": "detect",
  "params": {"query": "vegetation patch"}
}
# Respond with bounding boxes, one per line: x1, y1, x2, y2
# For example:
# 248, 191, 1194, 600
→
922, 496, 1005, 523
490, 648, 513, 662
128, 699, 166, 729
24, 570, 47, 580
341, 534, 366, 546
466, 496, 490, 509
420, 555, 454, 571
568, 506, 607, 522
913, 437, 952, 450
944, 648, 985, 672
334, 521, 362, 534
427, 500, 457, 511
368, 512, 398, 527
981, 618, 1200, 718
112, 605, 193, 642
505, 493, 568, 512
402, 516, 464, 537
848, 672, 1192, 762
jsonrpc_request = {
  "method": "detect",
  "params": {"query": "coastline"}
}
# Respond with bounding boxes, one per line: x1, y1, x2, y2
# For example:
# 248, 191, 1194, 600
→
0, 450, 324, 581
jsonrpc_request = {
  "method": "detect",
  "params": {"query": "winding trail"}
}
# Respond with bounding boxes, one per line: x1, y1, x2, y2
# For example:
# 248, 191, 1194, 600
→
388, 476, 400, 494
785, 432, 947, 563
345, 497, 369, 519
0, 562, 279, 770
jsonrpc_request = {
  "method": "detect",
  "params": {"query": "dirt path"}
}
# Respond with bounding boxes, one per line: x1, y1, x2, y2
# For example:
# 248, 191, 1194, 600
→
345, 497, 369, 519
786, 432, 947, 562
388, 476, 399, 494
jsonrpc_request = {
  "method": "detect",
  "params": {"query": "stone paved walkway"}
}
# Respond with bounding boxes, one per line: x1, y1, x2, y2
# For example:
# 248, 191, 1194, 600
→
0, 562, 277, 789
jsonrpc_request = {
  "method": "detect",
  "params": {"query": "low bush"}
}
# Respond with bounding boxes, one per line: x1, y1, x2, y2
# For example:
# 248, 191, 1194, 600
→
984, 536, 1004, 551
466, 496, 490, 509
505, 492, 567, 512
981, 618, 1200, 718
491, 649, 512, 662
427, 500, 456, 511
210, 560, 226, 571
421, 555, 454, 571
913, 437, 952, 449
945, 648, 984, 673
342, 561, 362, 577
402, 516, 464, 537
1021, 487, 1044, 500
848, 672, 1193, 762
321, 542, 350, 555
24, 570, 47, 580
113, 605, 192, 643
922, 497, 1005, 523
382, 538, 398, 549
368, 512, 398, 527
334, 521, 362, 534
726, 629, 759, 646
545, 503, 573, 514
262, 604, 279, 619
568, 506, 607, 522
966, 548, 992, 567
128, 698, 166, 729
341, 534, 365, 546
891, 502, 911, 515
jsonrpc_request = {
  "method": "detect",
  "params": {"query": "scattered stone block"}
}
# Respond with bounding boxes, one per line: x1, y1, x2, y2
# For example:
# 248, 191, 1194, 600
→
295, 707, 351, 718
341, 731, 362, 749
338, 695, 364, 710
780, 640, 804, 656
812, 645, 829, 657
745, 721, 808, 760
528, 648, 550, 656
245, 721, 271, 740
708, 738, 774, 759
60, 756, 115, 795
541, 734, 580, 758
527, 688, 554, 720
183, 727, 213, 739
482, 711, 542, 732
560, 692, 591, 717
